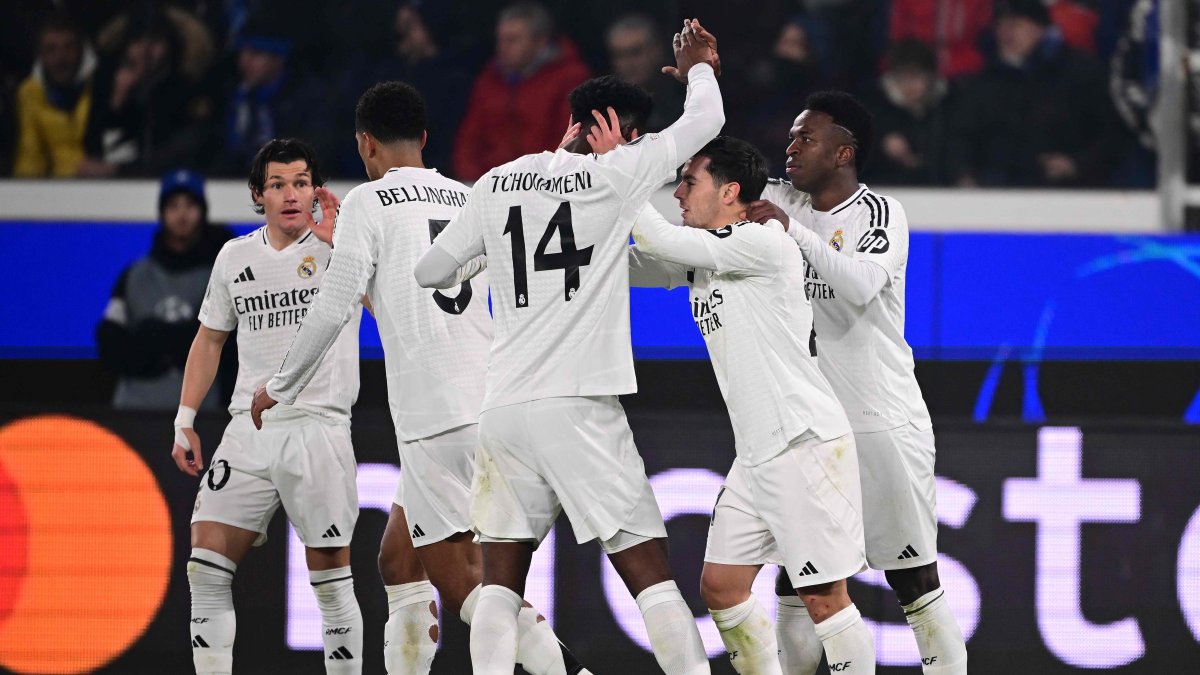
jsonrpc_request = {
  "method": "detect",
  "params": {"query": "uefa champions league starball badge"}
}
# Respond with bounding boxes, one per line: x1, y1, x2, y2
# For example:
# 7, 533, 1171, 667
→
297, 256, 317, 278
830, 229, 844, 252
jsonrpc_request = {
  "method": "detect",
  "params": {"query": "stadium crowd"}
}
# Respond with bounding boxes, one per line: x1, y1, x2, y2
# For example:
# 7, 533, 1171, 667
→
0, 0, 1163, 188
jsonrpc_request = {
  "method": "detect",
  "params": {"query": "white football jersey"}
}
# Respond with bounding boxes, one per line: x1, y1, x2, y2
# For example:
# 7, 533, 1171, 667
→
629, 207, 850, 466
268, 167, 491, 441
761, 180, 932, 433
431, 62, 723, 411
200, 227, 360, 421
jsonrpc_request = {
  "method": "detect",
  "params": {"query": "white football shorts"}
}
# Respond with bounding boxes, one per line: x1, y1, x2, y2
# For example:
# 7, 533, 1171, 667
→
705, 433, 866, 589
191, 413, 358, 548
471, 395, 667, 548
856, 422, 939, 570
394, 423, 477, 547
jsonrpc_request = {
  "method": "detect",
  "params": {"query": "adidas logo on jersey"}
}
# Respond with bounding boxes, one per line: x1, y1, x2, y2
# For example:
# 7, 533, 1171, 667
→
328, 646, 355, 660
233, 266, 256, 283
321, 524, 342, 539
897, 544, 920, 560
411, 524, 426, 538
795, 561, 819, 576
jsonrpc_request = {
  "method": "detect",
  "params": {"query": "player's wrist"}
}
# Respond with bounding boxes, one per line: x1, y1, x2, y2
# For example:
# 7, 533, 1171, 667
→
174, 405, 197, 450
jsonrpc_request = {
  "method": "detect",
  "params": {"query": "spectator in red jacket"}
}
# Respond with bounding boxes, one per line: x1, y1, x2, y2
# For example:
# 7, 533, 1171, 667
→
452, 1, 590, 181
889, 0, 994, 78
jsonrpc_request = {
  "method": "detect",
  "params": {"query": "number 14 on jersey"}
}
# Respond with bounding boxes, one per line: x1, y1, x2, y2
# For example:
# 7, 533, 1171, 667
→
502, 202, 593, 308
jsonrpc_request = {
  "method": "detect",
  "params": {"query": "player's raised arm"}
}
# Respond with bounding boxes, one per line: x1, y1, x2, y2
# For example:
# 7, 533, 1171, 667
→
657, 20, 725, 167
253, 188, 377, 427
414, 179, 487, 289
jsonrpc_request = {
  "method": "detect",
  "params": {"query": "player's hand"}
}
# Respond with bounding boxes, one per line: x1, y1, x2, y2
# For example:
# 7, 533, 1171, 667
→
250, 385, 278, 430
586, 107, 637, 154
746, 200, 790, 229
171, 427, 204, 477
663, 19, 720, 82
558, 116, 583, 149
308, 187, 340, 246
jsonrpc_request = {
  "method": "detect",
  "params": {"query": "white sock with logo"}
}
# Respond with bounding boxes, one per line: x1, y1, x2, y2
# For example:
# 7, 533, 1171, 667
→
903, 589, 967, 674
383, 581, 438, 674
709, 596, 782, 674
812, 604, 875, 674
775, 596, 823, 675
187, 548, 237, 675
469, 585, 523, 675
460, 584, 590, 675
635, 581, 710, 675
310, 566, 363, 675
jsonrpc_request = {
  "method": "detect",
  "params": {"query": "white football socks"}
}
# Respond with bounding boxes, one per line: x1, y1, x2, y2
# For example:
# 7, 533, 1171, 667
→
812, 604, 875, 674
709, 596, 782, 675
774, 596, 824, 675
383, 581, 438, 674
903, 589, 968, 674
635, 581, 711, 675
310, 566, 363, 675
470, 584, 523, 675
187, 548, 237, 675
461, 583, 589, 675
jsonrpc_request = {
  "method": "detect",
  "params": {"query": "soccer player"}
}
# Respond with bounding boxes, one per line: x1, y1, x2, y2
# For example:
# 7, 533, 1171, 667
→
623, 135, 875, 674
251, 82, 590, 675
748, 91, 969, 674
414, 20, 722, 675
171, 138, 364, 675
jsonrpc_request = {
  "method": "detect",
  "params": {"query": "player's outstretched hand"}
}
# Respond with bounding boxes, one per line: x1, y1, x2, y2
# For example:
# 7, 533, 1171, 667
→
250, 384, 278, 430
586, 107, 637, 154
171, 427, 203, 477
747, 200, 790, 229
308, 187, 340, 246
558, 116, 583, 149
663, 18, 720, 83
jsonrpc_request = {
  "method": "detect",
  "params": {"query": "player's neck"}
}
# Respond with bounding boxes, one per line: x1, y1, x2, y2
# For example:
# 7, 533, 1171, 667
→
809, 173, 861, 213
376, 148, 425, 175
714, 205, 748, 228
264, 222, 306, 250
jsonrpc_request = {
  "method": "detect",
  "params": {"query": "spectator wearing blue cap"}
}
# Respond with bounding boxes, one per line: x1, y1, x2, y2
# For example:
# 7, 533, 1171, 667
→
96, 169, 234, 410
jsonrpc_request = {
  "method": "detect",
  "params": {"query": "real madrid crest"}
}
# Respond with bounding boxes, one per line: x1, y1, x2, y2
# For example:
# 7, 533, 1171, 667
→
298, 255, 317, 278
830, 229, 844, 252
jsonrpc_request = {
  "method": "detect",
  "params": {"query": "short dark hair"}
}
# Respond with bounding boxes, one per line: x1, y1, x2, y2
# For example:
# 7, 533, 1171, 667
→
804, 90, 874, 173
498, 1, 554, 37
355, 81, 426, 143
247, 138, 325, 214
693, 136, 769, 204
568, 75, 653, 139
40, 12, 83, 41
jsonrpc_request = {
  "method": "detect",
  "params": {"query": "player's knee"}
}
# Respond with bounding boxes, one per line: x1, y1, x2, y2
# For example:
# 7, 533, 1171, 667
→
885, 563, 940, 605
699, 568, 745, 610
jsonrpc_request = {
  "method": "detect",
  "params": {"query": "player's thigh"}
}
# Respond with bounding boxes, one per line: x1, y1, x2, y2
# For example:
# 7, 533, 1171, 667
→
397, 424, 477, 547
530, 396, 666, 544
379, 504, 428, 585
474, 403, 560, 545
756, 435, 866, 590
191, 415, 280, 548
271, 418, 359, 549
191, 521, 260, 565
856, 424, 939, 570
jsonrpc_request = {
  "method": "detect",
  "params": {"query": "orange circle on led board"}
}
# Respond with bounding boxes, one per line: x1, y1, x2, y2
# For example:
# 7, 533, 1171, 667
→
0, 416, 172, 674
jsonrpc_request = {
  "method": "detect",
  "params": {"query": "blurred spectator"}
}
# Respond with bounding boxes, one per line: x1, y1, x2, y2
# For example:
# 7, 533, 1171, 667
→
97, 170, 233, 411
605, 14, 682, 133
946, 0, 1122, 186
889, 0, 993, 78
339, 1, 471, 175
735, 15, 829, 176
452, 1, 590, 181
13, 13, 96, 177
863, 39, 952, 185
212, 15, 319, 174
80, 8, 216, 177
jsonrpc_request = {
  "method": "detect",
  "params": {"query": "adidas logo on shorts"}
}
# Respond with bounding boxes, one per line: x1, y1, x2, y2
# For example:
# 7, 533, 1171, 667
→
795, 561, 819, 577
897, 544, 920, 560
411, 524, 426, 538
321, 524, 342, 539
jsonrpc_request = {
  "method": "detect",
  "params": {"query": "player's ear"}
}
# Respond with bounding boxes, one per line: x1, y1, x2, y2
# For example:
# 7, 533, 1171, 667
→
420, 130, 428, 150
837, 144, 854, 169
724, 182, 741, 206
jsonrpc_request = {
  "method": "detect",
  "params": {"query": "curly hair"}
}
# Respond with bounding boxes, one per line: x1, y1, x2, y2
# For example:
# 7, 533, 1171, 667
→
247, 138, 324, 215
568, 75, 653, 139
693, 136, 769, 204
804, 90, 874, 173
355, 81, 426, 143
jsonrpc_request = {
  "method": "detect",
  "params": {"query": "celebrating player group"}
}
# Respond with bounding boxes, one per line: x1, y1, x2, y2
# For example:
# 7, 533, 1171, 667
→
170, 17, 967, 675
